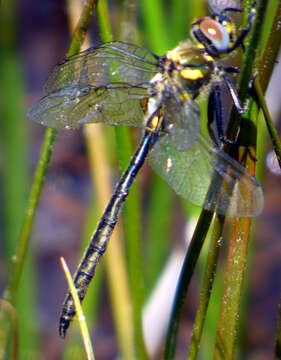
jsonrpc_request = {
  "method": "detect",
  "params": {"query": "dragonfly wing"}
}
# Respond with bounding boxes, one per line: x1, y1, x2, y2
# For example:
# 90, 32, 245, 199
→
44, 41, 158, 94
27, 84, 149, 129
28, 41, 159, 129
148, 132, 263, 217
162, 93, 201, 151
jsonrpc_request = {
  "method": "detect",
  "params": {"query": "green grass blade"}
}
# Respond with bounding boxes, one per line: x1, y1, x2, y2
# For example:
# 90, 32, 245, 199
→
214, 1, 270, 358
144, 175, 173, 296
0, 300, 19, 360
60, 258, 95, 360
97, 0, 113, 43
139, 0, 175, 306
84, 123, 135, 360
187, 215, 225, 360
61, 198, 104, 359
3, 128, 56, 303
140, 0, 169, 53
1, 1, 97, 358
164, 210, 214, 359
96, 2, 140, 358
255, 77, 281, 168
214, 218, 253, 359
0, 1, 36, 357
115, 127, 148, 359
254, 1, 281, 168
4, 0, 97, 305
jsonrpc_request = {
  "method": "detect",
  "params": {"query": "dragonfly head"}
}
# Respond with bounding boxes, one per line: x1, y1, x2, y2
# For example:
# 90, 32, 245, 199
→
191, 13, 235, 58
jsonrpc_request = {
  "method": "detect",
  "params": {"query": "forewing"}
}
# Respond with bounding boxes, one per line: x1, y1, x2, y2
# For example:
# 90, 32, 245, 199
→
148, 132, 263, 217
28, 42, 159, 129
44, 41, 158, 94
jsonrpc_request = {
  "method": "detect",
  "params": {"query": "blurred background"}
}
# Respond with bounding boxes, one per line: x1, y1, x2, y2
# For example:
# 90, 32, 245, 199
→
0, 0, 280, 359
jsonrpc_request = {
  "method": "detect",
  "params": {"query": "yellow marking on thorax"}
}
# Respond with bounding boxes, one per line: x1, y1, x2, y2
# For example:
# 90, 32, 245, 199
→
204, 54, 214, 62
151, 115, 161, 130
180, 68, 204, 80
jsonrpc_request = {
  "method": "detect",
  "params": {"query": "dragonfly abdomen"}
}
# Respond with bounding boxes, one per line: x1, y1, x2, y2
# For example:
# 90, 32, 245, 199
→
59, 130, 156, 337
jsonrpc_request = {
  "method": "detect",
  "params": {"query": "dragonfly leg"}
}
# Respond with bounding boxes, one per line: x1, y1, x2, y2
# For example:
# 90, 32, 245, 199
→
226, 1, 256, 54
207, 83, 235, 146
208, 83, 257, 161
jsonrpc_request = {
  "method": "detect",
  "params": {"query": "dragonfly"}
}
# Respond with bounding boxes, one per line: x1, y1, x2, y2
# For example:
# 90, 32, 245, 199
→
28, 2, 263, 337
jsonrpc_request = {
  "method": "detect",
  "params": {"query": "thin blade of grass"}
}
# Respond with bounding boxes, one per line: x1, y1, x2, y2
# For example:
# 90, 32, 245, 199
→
258, 0, 281, 82
139, 0, 175, 338
115, 126, 148, 359
164, 210, 214, 359
140, 0, 170, 53
61, 198, 104, 359
60, 257, 95, 360
254, 2, 281, 358
3, 0, 97, 305
254, 77, 281, 169
187, 215, 225, 360
0, 300, 19, 360
171, 0, 206, 46
60, 3, 104, 357
0, 0, 37, 357
214, 218, 253, 359
96, 1, 141, 358
3, 128, 56, 303
214, 1, 268, 357
65, 1, 136, 357
1, 1, 97, 358
85, 124, 135, 360
144, 175, 173, 296
100, 1, 151, 357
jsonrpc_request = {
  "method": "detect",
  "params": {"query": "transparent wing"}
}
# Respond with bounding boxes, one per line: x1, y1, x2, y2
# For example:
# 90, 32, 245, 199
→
44, 41, 159, 93
27, 84, 149, 129
28, 42, 159, 129
162, 96, 201, 151
148, 132, 263, 217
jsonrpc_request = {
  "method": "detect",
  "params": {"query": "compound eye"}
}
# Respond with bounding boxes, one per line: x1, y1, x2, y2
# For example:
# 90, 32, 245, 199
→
199, 18, 230, 52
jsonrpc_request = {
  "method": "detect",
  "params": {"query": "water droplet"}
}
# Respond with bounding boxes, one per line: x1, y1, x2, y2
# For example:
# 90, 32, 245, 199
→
266, 150, 281, 175
166, 157, 173, 172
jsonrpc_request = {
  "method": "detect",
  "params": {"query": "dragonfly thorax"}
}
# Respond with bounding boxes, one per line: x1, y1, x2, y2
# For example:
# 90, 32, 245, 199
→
164, 45, 215, 99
